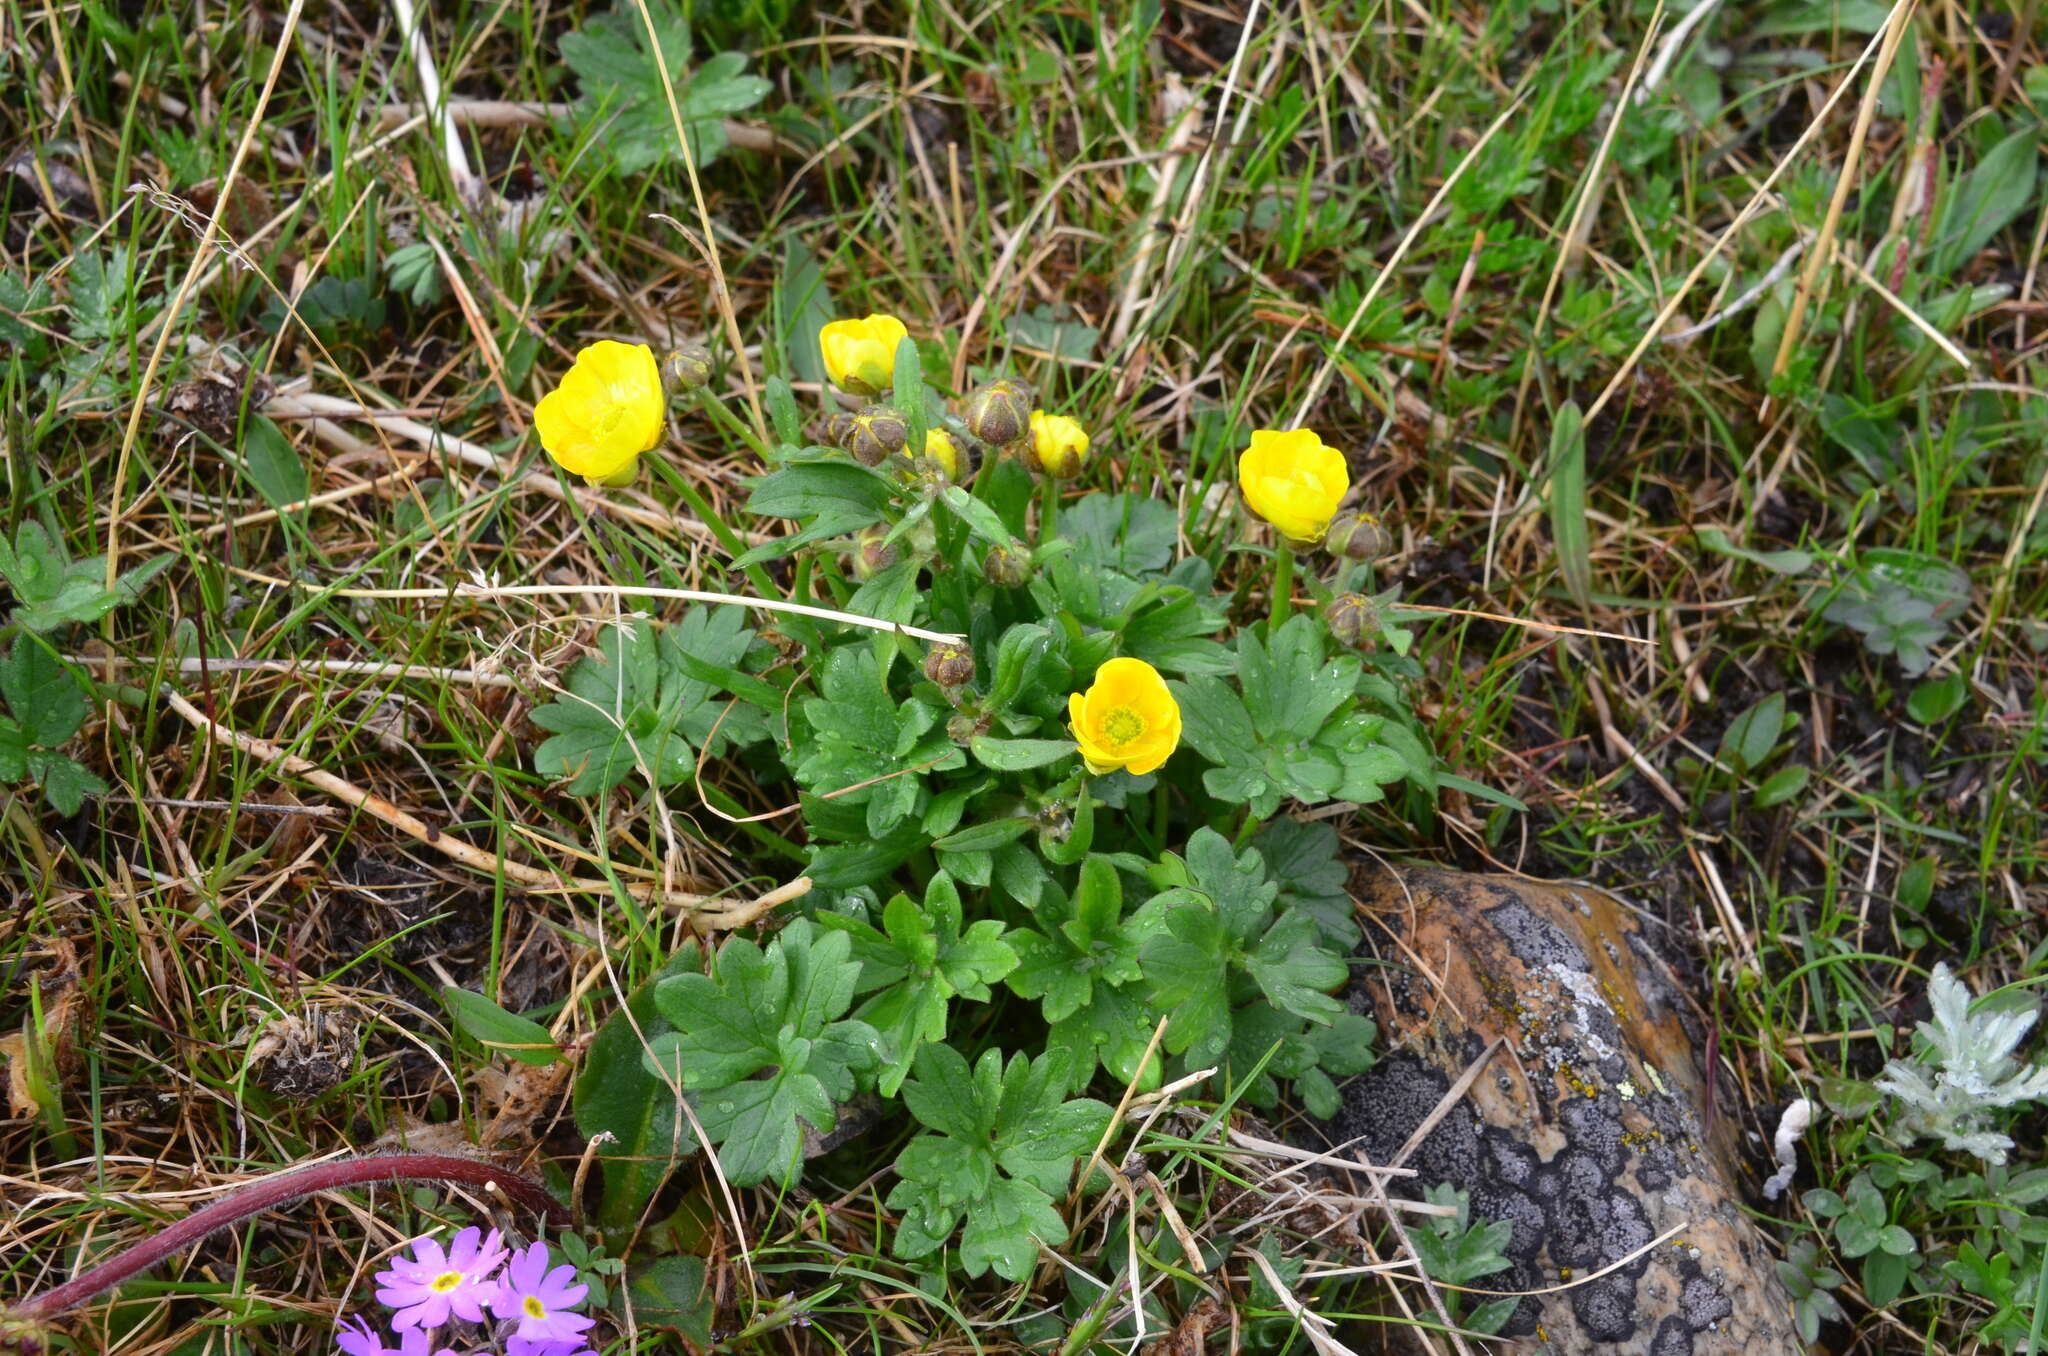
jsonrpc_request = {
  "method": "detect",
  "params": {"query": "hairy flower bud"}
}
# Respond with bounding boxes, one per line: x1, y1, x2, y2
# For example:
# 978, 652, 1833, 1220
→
852, 523, 900, 579
1324, 592, 1379, 648
660, 342, 713, 393
963, 378, 1034, 447
1324, 510, 1393, 561
924, 643, 976, 691
840, 404, 909, 466
983, 542, 1035, 588
947, 709, 993, 744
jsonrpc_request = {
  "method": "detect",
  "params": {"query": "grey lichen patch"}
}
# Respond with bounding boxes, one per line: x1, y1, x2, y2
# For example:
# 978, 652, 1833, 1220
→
1484, 897, 1591, 971
1324, 867, 1803, 1354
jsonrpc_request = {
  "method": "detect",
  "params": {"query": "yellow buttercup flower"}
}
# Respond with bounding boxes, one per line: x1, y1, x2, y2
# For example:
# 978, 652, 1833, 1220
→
1239, 428, 1349, 544
1068, 657, 1181, 776
534, 341, 667, 483
1027, 411, 1089, 478
819, 313, 909, 396
924, 428, 960, 480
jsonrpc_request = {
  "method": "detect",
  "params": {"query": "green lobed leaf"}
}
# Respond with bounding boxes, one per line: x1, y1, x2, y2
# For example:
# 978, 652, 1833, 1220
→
887, 1045, 1109, 1281
644, 919, 878, 1187
557, 3, 769, 174
818, 873, 1017, 1094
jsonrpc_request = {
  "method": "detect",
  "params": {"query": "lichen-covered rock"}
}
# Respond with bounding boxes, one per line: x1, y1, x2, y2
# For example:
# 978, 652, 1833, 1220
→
1316, 866, 1803, 1356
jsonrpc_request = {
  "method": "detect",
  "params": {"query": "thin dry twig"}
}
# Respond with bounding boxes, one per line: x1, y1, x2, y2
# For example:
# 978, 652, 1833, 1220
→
219, 571, 969, 646
159, 687, 808, 925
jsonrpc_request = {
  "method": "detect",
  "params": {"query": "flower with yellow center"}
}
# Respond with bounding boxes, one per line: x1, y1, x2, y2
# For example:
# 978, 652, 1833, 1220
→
924, 428, 960, 480
1027, 411, 1090, 478
818, 313, 910, 396
534, 341, 667, 484
1068, 657, 1181, 776
1238, 428, 1350, 544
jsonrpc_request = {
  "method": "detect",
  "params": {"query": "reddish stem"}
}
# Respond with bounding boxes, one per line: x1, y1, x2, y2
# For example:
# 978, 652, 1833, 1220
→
11, 1154, 566, 1323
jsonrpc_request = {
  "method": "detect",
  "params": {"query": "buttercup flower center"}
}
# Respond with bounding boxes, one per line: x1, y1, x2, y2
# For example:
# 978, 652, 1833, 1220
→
1100, 707, 1145, 746
523, 1295, 547, 1320
430, 1271, 464, 1294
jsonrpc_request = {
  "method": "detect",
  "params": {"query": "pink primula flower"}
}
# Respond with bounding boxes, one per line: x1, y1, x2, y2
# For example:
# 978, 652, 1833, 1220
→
372, 1226, 507, 1330
488, 1241, 596, 1346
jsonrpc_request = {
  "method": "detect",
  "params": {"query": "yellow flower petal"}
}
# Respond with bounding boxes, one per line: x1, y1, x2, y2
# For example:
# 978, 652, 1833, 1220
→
536, 341, 666, 481
1068, 658, 1180, 777
925, 428, 960, 480
1028, 411, 1090, 477
819, 314, 909, 395
1239, 428, 1349, 543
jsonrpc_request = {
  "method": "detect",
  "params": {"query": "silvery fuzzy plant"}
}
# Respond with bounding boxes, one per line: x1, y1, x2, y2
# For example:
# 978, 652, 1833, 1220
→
1874, 963, 2048, 1164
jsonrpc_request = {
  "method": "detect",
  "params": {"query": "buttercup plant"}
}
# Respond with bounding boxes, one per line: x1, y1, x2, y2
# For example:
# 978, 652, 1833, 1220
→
542, 296, 1437, 1287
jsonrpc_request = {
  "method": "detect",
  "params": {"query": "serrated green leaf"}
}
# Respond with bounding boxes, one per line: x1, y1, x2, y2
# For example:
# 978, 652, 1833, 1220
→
817, 874, 1017, 1094
1063, 494, 1178, 575
67, 246, 132, 342
531, 610, 760, 794
888, 1045, 1108, 1280
440, 985, 562, 1066
0, 522, 130, 632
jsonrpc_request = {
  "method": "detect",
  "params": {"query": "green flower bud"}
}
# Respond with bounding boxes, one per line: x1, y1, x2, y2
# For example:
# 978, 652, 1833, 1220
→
1324, 592, 1379, 648
946, 709, 993, 745
840, 403, 909, 466
963, 377, 1034, 447
852, 523, 900, 579
983, 542, 1036, 588
661, 343, 714, 393
924, 643, 976, 691
1323, 510, 1393, 561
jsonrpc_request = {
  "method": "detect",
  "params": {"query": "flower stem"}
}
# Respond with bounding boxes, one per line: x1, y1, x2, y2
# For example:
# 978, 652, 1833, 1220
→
9, 1154, 565, 1324
1040, 473, 1059, 542
1269, 544, 1294, 636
